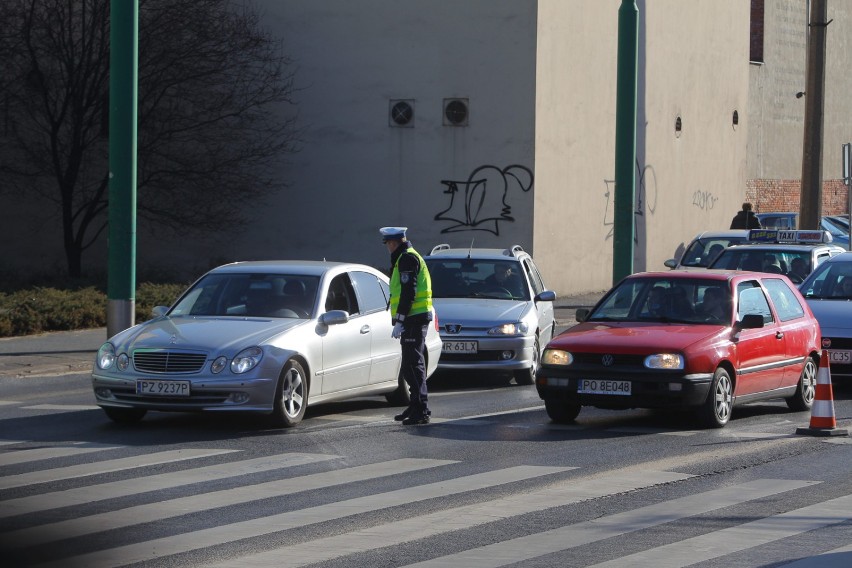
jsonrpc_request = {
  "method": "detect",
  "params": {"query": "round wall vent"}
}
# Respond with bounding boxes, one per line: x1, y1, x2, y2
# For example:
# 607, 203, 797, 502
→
444, 98, 469, 126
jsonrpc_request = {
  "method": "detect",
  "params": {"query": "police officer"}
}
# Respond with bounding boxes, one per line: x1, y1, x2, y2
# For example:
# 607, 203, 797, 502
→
381, 226, 433, 425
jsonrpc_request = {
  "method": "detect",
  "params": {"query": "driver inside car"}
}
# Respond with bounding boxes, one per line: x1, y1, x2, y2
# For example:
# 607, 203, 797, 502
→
483, 262, 523, 296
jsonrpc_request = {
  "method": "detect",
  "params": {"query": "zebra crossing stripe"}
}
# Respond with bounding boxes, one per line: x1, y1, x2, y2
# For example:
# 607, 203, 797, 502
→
2, 458, 456, 549
0, 448, 238, 490
0, 452, 339, 519
394, 478, 818, 568
31, 465, 569, 568
778, 542, 852, 568
21, 404, 99, 411
0, 443, 121, 466
585, 493, 852, 568
208, 469, 690, 568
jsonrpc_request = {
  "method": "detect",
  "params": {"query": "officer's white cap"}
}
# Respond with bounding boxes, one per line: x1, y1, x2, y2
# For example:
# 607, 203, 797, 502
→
380, 226, 408, 242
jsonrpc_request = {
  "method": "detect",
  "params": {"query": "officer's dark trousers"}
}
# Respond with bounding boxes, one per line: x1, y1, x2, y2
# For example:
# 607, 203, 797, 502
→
401, 323, 429, 417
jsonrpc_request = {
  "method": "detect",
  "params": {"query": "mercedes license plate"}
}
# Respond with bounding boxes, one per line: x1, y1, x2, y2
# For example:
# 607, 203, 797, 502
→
136, 380, 191, 396
442, 340, 478, 354
577, 379, 631, 395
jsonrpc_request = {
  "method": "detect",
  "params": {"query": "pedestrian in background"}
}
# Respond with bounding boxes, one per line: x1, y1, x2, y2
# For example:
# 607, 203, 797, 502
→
730, 202, 762, 230
381, 226, 434, 425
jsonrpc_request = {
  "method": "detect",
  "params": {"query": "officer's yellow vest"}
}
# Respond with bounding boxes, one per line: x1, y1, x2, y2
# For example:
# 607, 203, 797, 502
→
389, 247, 433, 318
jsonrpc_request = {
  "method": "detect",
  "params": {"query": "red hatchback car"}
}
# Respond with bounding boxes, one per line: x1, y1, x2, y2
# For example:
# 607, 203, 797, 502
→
536, 270, 821, 428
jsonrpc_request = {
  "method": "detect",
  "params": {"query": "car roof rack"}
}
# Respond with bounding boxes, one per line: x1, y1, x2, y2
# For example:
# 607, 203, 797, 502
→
507, 245, 525, 257
430, 244, 452, 255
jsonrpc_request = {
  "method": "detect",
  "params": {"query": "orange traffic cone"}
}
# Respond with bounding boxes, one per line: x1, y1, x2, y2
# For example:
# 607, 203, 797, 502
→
796, 350, 848, 437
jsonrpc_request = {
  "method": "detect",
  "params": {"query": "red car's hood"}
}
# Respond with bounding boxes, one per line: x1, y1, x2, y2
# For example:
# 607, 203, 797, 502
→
549, 321, 725, 353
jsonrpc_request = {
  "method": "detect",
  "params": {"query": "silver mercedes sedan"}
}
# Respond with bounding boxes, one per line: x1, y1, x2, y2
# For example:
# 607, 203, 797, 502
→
92, 261, 442, 426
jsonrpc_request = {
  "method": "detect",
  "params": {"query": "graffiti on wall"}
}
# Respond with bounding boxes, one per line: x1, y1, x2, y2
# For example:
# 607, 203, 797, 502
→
603, 161, 657, 242
692, 189, 718, 210
434, 164, 533, 235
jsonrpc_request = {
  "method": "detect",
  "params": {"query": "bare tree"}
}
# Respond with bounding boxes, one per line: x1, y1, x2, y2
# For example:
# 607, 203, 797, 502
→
0, 0, 298, 277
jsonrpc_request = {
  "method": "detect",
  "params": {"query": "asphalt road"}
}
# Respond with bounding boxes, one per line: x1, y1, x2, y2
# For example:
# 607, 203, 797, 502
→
4, 292, 852, 567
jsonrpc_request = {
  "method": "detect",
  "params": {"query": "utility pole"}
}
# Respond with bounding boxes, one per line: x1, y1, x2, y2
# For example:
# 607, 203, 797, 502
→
799, 0, 829, 230
613, 0, 639, 285
107, 0, 139, 337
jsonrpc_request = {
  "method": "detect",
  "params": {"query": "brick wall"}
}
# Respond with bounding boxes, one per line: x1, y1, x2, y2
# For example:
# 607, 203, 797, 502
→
746, 179, 849, 215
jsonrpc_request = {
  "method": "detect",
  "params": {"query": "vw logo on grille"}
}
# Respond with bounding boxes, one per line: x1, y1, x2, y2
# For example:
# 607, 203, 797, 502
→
445, 324, 462, 334
601, 354, 615, 367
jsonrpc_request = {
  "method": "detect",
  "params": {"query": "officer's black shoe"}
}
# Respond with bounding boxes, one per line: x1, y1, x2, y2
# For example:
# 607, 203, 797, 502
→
394, 407, 413, 422
402, 415, 430, 426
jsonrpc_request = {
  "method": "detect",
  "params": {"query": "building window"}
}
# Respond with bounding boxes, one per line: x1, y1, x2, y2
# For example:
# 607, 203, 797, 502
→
750, 0, 764, 63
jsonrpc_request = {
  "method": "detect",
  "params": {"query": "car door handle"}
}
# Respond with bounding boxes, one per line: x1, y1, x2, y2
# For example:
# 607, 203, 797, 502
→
776, 331, 784, 339
360, 325, 371, 334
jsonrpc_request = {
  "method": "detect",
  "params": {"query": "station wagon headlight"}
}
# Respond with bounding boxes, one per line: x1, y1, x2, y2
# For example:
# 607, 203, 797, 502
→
542, 349, 573, 366
488, 322, 529, 336
231, 347, 263, 374
96, 343, 116, 370
644, 353, 684, 370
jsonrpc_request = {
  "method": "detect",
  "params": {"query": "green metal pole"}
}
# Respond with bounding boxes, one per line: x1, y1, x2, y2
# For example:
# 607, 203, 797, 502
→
613, 0, 638, 285
107, 0, 138, 337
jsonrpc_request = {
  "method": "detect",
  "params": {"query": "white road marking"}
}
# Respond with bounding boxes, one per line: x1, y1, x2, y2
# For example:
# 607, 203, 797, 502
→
394, 479, 818, 568
0, 448, 238, 490
3, 458, 456, 548
0, 452, 339, 519
34, 465, 569, 568
0, 443, 121, 466
209, 468, 687, 568
587, 493, 852, 568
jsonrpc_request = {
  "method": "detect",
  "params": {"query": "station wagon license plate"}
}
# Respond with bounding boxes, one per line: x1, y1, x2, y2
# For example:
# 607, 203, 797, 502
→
443, 340, 478, 354
828, 350, 852, 365
136, 379, 191, 396
577, 379, 631, 395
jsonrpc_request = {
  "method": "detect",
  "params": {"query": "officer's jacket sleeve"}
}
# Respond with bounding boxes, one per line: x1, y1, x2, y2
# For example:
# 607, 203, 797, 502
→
395, 252, 420, 318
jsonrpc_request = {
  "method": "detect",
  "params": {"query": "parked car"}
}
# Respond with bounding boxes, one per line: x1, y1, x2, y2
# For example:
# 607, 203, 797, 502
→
798, 251, 852, 382
755, 212, 849, 247
664, 230, 749, 270
92, 261, 442, 426
536, 270, 820, 428
707, 229, 845, 283
423, 244, 556, 384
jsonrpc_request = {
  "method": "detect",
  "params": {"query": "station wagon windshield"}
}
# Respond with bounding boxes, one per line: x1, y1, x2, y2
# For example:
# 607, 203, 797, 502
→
425, 259, 530, 300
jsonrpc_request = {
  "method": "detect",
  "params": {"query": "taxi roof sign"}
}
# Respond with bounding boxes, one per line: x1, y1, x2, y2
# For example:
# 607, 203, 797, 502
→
747, 229, 833, 244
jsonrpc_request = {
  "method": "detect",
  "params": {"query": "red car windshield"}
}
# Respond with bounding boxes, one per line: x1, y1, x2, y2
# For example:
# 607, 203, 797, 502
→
589, 277, 731, 324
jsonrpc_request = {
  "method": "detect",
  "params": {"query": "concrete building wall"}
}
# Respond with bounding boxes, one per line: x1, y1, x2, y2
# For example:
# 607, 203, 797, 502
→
747, 0, 852, 217
198, 0, 541, 274
5, 0, 829, 299
534, 0, 750, 294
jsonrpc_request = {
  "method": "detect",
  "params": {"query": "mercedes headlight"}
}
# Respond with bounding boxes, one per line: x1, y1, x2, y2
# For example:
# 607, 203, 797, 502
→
231, 347, 263, 374
96, 343, 116, 370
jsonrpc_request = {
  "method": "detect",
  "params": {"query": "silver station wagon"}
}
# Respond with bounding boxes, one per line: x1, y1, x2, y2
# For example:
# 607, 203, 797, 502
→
424, 244, 556, 384
92, 261, 442, 426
